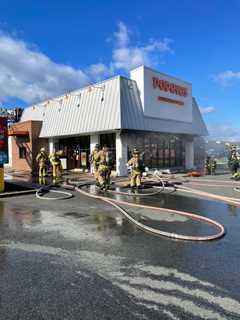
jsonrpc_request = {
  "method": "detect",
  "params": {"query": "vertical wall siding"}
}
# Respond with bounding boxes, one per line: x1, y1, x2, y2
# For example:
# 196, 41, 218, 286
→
120, 77, 145, 129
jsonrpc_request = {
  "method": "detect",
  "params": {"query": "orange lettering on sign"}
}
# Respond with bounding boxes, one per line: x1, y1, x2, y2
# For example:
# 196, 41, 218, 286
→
152, 77, 188, 97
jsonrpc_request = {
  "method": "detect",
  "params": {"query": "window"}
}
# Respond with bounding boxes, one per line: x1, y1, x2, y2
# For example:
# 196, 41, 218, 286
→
17, 136, 29, 144
19, 146, 27, 159
100, 133, 116, 150
124, 131, 186, 169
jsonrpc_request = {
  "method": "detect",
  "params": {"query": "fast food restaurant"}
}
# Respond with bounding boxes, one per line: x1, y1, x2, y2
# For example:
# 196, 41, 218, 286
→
12, 65, 207, 175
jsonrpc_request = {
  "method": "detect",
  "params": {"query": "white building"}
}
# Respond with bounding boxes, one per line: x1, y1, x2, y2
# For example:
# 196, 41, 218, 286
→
20, 65, 207, 175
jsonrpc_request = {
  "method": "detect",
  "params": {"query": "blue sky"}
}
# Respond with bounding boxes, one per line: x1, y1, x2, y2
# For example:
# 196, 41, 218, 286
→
0, 0, 239, 140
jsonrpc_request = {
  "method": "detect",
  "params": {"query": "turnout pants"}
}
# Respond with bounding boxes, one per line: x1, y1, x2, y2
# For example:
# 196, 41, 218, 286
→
52, 163, 62, 178
93, 166, 99, 185
39, 165, 47, 177
130, 172, 141, 187
98, 165, 111, 187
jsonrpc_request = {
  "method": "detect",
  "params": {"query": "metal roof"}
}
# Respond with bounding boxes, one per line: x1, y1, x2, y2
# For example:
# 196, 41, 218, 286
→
20, 72, 208, 138
21, 76, 121, 137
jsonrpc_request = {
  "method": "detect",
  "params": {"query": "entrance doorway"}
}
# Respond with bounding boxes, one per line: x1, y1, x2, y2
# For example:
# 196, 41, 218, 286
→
59, 136, 90, 170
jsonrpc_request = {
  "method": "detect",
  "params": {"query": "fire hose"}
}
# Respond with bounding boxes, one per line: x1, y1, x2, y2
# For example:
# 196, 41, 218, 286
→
72, 182, 225, 242
234, 187, 240, 193
36, 175, 226, 241
150, 172, 240, 206
36, 185, 73, 200
107, 182, 166, 197
176, 185, 240, 206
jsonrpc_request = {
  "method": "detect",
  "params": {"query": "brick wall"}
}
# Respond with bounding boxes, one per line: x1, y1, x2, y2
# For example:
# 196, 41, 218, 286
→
11, 121, 49, 173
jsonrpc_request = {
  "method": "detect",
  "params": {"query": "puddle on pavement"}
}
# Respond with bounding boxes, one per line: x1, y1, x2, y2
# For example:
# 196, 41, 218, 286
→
61, 210, 135, 235
0, 200, 136, 241
81, 185, 240, 237
63, 212, 90, 218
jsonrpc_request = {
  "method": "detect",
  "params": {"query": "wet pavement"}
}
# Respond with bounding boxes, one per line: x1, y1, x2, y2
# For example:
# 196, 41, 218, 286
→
0, 175, 240, 319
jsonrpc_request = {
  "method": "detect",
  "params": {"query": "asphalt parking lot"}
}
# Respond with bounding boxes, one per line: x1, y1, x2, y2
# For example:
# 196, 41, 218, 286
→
0, 174, 240, 319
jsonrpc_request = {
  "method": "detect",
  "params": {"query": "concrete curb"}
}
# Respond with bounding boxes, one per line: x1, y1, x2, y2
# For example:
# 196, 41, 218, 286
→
0, 189, 37, 198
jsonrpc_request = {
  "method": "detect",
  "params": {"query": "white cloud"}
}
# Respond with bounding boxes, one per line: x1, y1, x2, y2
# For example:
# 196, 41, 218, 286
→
111, 22, 173, 72
200, 106, 216, 114
0, 22, 173, 104
87, 63, 112, 81
212, 70, 240, 85
208, 124, 240, 141
113, 21, 129, 47
0, 33, 91, 103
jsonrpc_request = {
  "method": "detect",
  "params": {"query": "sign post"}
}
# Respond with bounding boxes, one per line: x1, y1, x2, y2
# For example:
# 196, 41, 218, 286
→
0, 117, 8, 192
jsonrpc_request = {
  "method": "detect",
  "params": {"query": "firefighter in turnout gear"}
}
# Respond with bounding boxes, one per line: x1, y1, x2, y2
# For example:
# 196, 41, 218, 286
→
49, 150, 63, 178
89, 144, 100, 186
96, 145, 113, 190
127, 148, 145, 192
36, 147, 49, 177
205, 156, 217, 175
205, 156, 211, 175
210, 159, 217, 175
228, 144, 239, 177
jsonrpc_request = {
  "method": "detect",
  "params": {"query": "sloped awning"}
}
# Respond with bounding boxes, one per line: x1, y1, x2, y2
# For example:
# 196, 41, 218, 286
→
8, 129, 29, 136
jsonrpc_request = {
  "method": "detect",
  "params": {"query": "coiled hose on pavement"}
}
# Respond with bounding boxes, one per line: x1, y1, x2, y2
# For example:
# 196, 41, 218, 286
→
107, 176, 166, 197
35, 175, 225, 241
72, 182, 225, 241
36, 185, 73, 200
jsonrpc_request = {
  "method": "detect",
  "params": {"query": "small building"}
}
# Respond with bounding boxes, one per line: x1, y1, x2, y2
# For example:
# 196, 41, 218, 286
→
10, 65, 207, 175
8, 121, 48, 173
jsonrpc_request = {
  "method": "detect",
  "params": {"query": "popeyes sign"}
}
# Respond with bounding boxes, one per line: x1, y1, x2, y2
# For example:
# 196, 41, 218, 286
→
152, 77, 188, 97
130, 66, 192, 123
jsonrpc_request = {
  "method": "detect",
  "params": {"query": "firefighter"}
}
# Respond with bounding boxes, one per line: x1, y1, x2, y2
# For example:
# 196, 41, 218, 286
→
89, 144, 100, 186
49, 150, 63, 178
210, 159, 217, 175
204, 156, 211, 175
36, 147, 48, 177
230, 151, 239, 176
232, 171, 240, 180
127, 148, 145, 192
96, 145, 113, 190
228, 145, 239, 176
